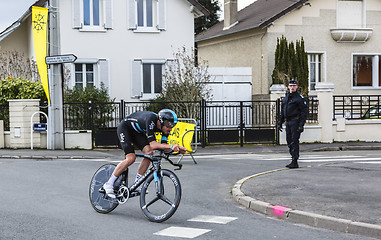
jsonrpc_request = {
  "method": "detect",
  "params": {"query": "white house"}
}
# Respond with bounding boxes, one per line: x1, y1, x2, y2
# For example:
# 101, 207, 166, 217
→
0, 0, 208, 101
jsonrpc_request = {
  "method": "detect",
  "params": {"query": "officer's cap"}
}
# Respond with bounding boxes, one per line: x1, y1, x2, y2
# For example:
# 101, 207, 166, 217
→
289, 79, 298, 85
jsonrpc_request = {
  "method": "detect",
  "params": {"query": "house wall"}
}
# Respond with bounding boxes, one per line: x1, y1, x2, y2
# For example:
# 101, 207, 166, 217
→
0, 17, 33, 58
197, 0, 381, 99
59, 0, 196, 101
267, 0, 381, 96
196, 28, 267, 99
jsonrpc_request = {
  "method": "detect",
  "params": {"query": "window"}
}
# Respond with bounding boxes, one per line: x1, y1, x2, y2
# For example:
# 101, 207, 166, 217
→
337, 0, 365, 28
308, 54, 322, 91
83, 0, 102, 26
353, 54, 381, 88
131, 60, 165, 99
143, 63, 163, 94
69, 59, 110, 90
75, 63, 95, 88
137, 0, 156, 28
308, 53, 325, 91
72, 0, 113, 30
128, 0, 166, 31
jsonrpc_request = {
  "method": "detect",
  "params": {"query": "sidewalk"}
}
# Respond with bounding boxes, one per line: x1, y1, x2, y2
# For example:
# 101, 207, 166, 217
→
229, 142, 381, 239
1, 142, 381, 238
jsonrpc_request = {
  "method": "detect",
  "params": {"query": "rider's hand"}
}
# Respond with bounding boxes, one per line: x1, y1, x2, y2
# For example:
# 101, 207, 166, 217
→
179, 146, 187, 154
172, 145, 187, 154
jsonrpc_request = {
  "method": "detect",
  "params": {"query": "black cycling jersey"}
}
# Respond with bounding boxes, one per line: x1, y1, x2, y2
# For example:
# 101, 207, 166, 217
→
117, 111, 169, 155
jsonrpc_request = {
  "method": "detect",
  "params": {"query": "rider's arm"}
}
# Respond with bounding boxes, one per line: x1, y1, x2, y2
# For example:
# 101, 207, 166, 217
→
149, 140, 187, 154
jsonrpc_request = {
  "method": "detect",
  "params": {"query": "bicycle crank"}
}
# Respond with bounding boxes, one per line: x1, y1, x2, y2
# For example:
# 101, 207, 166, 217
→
116, 186, 130, 204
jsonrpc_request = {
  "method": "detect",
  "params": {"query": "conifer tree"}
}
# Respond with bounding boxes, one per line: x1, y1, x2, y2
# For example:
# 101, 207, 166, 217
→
271, 36, 309, 96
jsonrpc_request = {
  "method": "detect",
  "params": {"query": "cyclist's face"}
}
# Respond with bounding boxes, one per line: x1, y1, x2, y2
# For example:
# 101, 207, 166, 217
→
161, 125, 172, 135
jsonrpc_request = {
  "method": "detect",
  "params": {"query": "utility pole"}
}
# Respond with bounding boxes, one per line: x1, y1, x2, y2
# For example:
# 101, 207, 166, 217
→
48, 0, 65, 149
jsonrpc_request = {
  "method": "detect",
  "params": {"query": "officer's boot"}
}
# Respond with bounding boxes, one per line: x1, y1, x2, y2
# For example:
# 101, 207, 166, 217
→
286, 158, 299, 169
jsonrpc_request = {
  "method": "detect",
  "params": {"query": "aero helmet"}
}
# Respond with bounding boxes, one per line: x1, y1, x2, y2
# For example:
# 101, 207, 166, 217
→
158, 109, 178, 128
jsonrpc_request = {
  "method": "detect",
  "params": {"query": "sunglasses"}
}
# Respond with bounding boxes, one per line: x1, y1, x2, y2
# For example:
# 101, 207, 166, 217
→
163, 120, 176, 128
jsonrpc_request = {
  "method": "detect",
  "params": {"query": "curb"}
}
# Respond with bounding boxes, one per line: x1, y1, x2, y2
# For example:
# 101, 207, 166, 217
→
232, 168, 381, 239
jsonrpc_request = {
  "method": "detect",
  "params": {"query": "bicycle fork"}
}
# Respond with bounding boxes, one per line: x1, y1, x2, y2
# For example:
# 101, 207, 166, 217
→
153, 161, 163, 195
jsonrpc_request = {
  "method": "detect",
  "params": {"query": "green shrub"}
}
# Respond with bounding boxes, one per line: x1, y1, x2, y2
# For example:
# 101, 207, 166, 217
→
64, 83, 116, 132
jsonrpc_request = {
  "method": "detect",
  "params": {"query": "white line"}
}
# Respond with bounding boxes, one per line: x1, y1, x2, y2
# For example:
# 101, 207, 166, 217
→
154, 227, 211, 238
300, 157, 381, 163
188, 215, 237, 224
355, 161, 381, 164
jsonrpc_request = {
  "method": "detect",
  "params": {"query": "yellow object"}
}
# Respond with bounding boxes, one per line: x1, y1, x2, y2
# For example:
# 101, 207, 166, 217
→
32, 6, 50, 105
155, 121, 196, 153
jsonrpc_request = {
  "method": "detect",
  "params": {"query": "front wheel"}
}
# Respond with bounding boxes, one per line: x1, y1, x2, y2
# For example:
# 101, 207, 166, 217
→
140, 169, 181, 222
89, 163, 119, 214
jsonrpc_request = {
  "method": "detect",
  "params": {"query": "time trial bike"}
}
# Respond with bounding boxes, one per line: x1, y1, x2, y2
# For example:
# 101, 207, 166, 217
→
89, 150, 182, 222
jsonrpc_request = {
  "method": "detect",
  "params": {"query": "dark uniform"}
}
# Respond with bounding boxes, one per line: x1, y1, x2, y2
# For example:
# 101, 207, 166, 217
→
117, 111, 168, 155
278, 89, 308, 168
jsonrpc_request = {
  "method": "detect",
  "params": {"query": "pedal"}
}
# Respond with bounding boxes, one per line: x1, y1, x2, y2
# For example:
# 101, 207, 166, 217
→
99, 187, 106, 194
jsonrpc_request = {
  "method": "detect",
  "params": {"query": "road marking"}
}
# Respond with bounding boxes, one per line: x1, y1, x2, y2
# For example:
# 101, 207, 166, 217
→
355, 161, 381, 164
300, 157, 381, 163
154, 227, 211, 238
188, 215, 237, 224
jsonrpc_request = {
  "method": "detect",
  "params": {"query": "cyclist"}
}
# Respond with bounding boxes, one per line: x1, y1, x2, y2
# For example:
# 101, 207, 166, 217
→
103, 109, 187, 198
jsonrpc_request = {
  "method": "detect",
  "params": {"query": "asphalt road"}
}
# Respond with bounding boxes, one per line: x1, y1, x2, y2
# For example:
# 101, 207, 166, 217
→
0, 151, 374, 239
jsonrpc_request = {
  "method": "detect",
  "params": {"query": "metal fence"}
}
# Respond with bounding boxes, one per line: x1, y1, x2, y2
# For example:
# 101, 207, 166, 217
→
333, 95, 381, 119
0, 104, 9, 131
64, 102, 121, 130
62, 97, 319, 147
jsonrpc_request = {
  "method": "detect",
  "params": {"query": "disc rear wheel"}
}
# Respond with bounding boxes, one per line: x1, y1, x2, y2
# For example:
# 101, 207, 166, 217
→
89, 163, 119, 214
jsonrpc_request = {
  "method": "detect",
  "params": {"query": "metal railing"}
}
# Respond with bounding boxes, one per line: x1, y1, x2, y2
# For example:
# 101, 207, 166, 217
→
62, 98, 319, 147
0, 104, 9, 131
333, 95, 381, 119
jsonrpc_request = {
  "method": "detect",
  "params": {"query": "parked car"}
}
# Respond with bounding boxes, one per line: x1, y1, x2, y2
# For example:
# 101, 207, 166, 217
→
361, 104, 381, 119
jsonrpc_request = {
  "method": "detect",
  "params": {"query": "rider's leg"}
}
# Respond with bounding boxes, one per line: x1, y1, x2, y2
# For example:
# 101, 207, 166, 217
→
103, 153, 136, 198
133, 145, 153, 192
114, 153, 136, 177
137, 145, 153, 176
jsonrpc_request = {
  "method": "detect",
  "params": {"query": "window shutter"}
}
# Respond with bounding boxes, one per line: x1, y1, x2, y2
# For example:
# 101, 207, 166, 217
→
131, 60, 142, 98
127, 0, 137, 30
98, 59, 110, 91
104, 0, 113, 29
72, 0, 82, 29
157, 0, 166, 30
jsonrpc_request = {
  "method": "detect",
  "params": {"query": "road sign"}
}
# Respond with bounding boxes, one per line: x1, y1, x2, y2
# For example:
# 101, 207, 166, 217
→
45, 54, 77, 64
33, 123, 47, 131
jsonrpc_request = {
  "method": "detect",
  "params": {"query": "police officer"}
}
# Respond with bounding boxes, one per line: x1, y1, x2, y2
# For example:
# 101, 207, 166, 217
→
278, 79, 308, 169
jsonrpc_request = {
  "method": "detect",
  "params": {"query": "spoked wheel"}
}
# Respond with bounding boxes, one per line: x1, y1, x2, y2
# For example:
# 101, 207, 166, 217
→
89, 163, 119, 214
140, 169, 181, 222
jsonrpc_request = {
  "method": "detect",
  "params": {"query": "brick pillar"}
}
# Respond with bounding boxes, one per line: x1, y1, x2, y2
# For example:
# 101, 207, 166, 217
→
315, 82, 335, 143
8, 99, 40, 148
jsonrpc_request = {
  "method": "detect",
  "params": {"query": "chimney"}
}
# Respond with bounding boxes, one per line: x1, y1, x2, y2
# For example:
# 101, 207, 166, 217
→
224, 0, 238, 30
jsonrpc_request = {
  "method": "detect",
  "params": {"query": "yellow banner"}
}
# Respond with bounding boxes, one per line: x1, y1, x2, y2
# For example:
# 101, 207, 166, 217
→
155, 122, 196, 153
32, 6, 50, 105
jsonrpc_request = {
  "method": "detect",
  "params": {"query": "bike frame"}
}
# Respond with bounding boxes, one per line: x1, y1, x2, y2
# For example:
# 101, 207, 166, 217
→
119, 152, 172, 199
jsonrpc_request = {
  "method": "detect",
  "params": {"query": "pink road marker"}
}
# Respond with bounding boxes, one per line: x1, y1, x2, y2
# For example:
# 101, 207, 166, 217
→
273, 205, 291, 216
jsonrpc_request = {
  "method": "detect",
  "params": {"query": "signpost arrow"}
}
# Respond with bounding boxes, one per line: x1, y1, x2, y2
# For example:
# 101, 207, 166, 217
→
45, 54, 77, 65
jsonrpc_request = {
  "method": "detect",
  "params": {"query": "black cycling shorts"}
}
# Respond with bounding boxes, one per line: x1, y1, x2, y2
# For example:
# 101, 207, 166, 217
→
117, 122, 150, 155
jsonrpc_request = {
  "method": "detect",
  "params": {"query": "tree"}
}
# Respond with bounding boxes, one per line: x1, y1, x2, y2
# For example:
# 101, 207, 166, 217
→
151, 47, 212, 119
0, 77, 47, 105
271, 36, 309, 96
64, 83, 116, 131
0, 51, 40, 81
0, 77, 48, 130
194, 0, 221, 35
